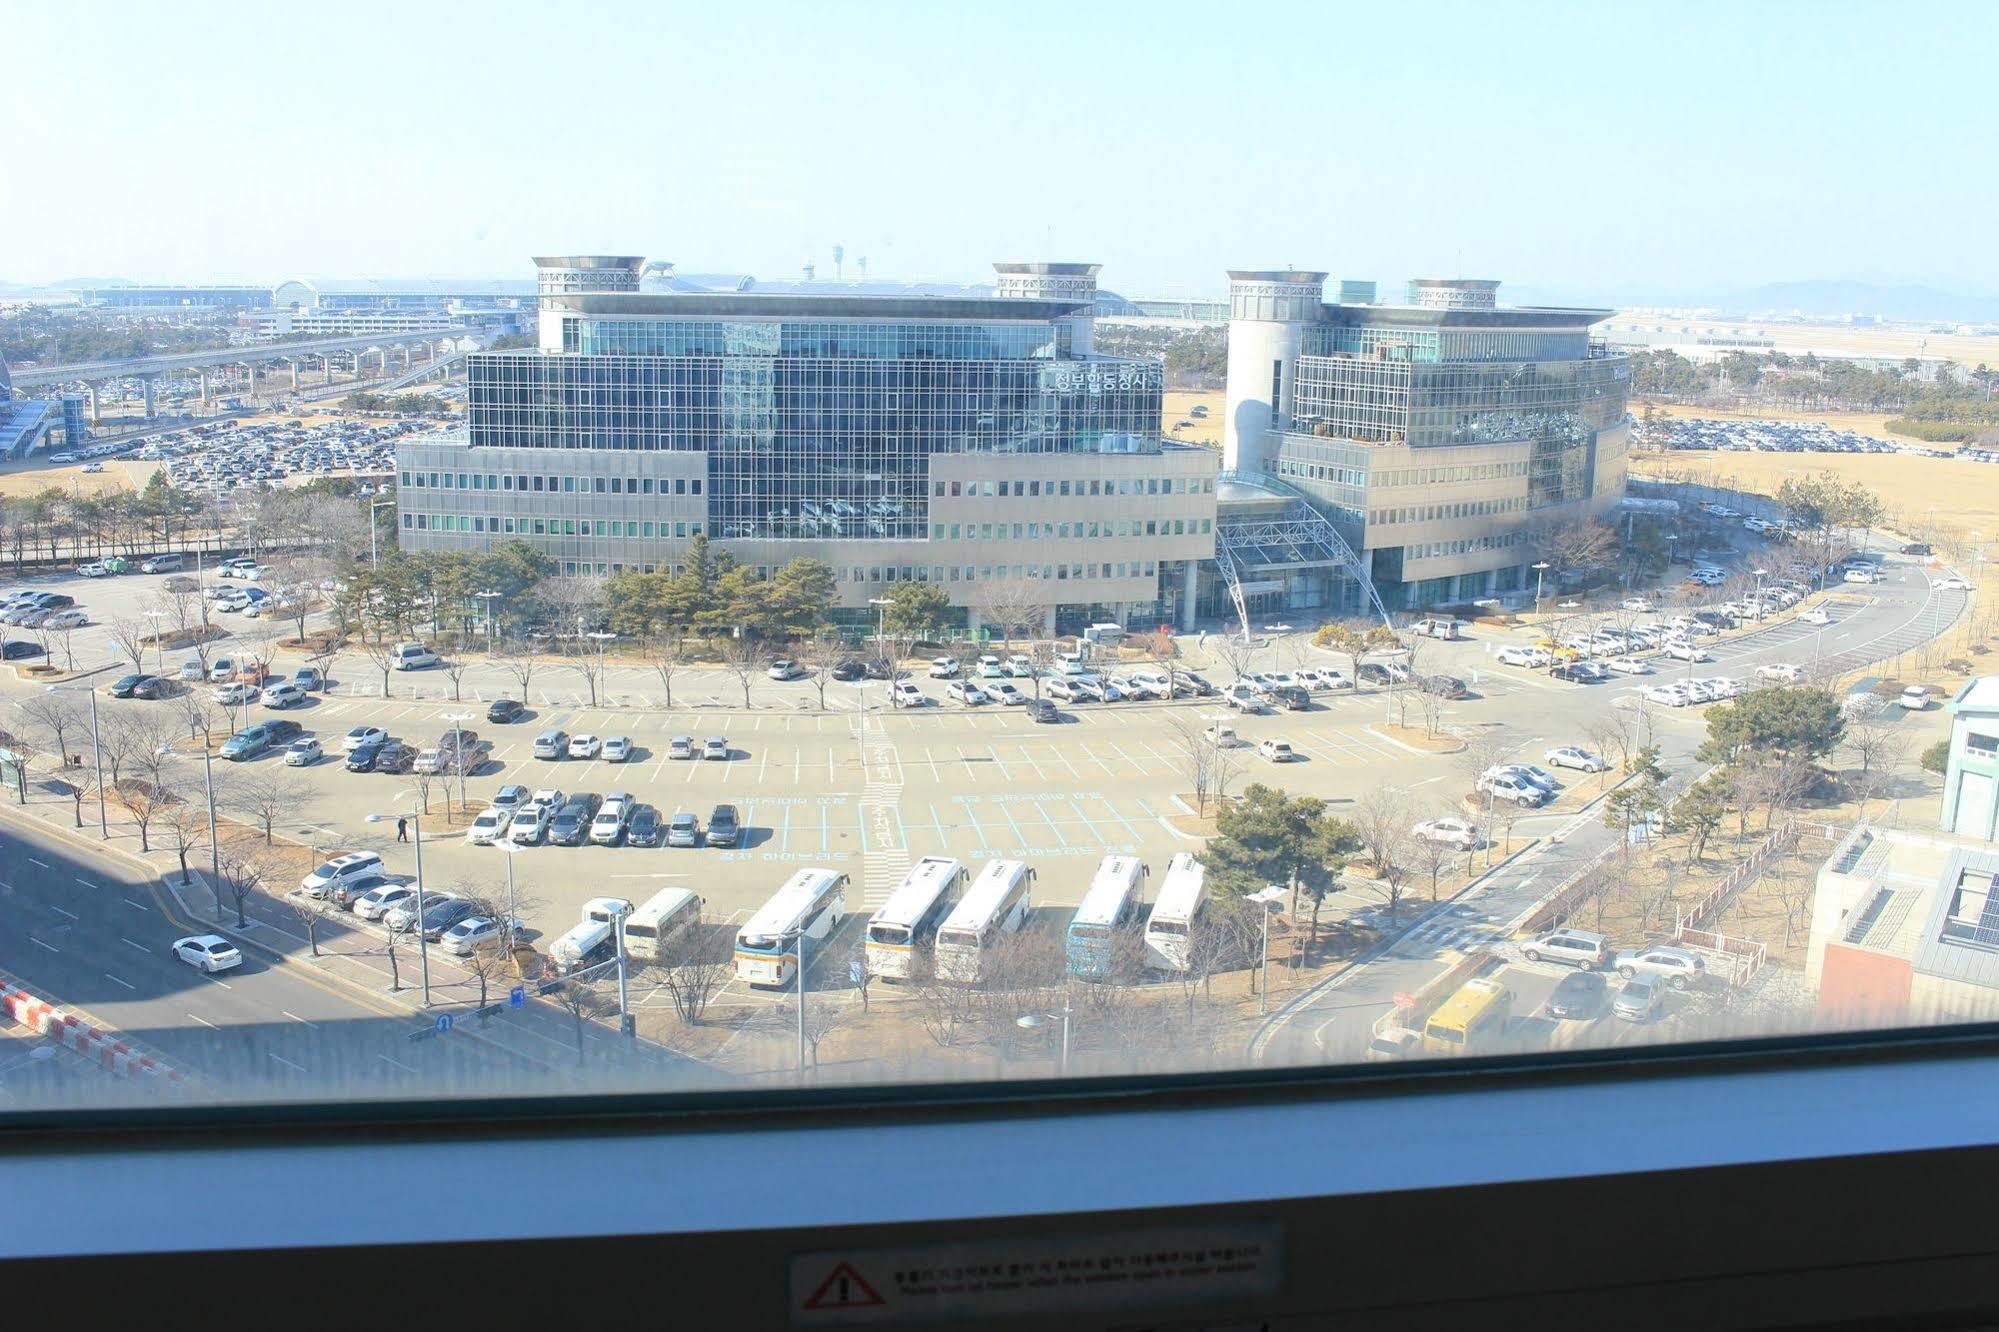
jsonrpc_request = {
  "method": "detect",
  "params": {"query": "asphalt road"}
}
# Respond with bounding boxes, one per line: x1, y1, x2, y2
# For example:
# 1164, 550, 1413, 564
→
1257, 553, 1965, 1067
0, 815, 573, 1102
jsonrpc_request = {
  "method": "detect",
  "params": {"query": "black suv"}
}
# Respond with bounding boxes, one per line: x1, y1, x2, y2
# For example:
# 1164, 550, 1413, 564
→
1274, 685, 1311, 711
626, 805, 664, 847
108, 674, 153, 699
372, 741, 415, 774
830, 660, 865, 682
548, 793, 603, 846
486, 698, 526, 724
1026, 698, 1060, 723
706, 803, 741, 848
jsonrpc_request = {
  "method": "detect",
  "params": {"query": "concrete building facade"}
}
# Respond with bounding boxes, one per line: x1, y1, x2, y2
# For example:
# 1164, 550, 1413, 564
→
1222, 271, 1631, 609
395, 255, 1217, 632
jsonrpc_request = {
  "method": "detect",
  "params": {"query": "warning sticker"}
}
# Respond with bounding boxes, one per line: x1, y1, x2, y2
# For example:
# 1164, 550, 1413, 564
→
790, 1222, 1281, 1324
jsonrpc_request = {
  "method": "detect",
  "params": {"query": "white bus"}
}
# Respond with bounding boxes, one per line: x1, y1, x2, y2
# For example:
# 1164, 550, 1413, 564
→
933, 859, 1035, 983
623, 887, 704, 965
1144, 852, 1209, 972
1066, 854, 1150, 981
734, 868, 849, 987
865, 856, 965, 981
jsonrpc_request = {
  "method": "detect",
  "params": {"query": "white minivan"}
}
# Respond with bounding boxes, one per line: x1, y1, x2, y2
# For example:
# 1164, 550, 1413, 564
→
391, 641, 441, 670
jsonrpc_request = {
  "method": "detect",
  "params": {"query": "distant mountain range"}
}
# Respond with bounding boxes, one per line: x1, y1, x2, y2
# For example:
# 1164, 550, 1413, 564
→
1510, 279, 1999, 324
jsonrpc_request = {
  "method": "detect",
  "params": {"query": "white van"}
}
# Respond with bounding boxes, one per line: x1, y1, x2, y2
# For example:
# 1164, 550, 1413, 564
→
1843, 567, 1879, 584
391, 641, 440, 670
623, 887, 704, 964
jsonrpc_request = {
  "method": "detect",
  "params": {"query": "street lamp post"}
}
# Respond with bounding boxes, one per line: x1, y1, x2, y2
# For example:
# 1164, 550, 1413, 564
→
144, 610, 167, 678
1247, 885, 1286, 1015
156, 739, 222, 913
475, 590, 502, 644
367, 796, 430, 1006
47, 685, 106, 837
868, 597, 893, 710
1531, 562, 1551, 618
1015, 995, 1074, 1074
442, 710, 476, 812
369, 498, 396, 566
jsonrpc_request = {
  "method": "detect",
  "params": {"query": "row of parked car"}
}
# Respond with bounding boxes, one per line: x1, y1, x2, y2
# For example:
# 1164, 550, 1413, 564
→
0, 589, 85, 630
461, 783, 743, 851
296, 851, 516, 953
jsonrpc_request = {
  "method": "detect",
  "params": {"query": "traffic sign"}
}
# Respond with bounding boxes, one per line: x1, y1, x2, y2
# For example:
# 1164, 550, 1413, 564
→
508, 985, 526, 1009
434, 1013, 453, 1034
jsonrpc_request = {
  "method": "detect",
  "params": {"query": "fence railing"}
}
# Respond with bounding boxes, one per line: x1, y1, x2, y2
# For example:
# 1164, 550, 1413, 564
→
1677, 818, 1801, 935
1675, 927, 1769, 987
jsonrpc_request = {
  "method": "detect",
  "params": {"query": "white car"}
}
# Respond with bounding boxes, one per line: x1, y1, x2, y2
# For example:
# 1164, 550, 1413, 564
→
302, 852, 386, 898
41, 609, 87, 629
946, 680, 988, 705
211, 682, 259, 705
703, 736, 729, 761
1476, 769, 1547, 808
891, 680, 926, 707
282, 738, 322, 767
1641, 683, 1691, 707
1799, 608, 1831, 626
1300, 667, 1348, 691
1901, 686, 1932, 711
1413, 818, 1479, 851
603, 735, 632, 763
384, 892, 460, 935
927, 657, 960, 678
1755, 663, 1805, 684
1620, 597, 1656, 613
208, 657, 238, 682
172, 934, 242, 973
342, 726, 389, 752
766, 658, 804, 681
568, 734, 601, 759
1258, 738, 1296, 762
1937, 576, 1974, 591
466, 808, 509, 845
440, 916, 513, 956
1695, 676, 1745, 699
1605, 656, 1649, 676
1663, 642, 1711, 663
489, 784, 531, 813
1683, 679, 1721, 704
1545, 746, 1608, 773
987, 682, 1026, 705
667, 736, 695, 760
261, 681, 307, 708
1496, 645, 1553, 668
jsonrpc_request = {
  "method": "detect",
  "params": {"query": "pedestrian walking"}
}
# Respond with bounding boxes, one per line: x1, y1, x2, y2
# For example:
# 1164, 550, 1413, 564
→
396, 816, 409, 842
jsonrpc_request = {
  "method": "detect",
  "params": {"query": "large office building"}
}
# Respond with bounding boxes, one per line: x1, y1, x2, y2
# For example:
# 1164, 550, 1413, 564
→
395, 256, 1218, 632
1219, 272, 1630, 610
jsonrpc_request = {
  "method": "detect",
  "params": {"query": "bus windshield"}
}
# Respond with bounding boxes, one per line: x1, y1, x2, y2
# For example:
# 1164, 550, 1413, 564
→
1070, 924, 1110, 941
868, 924, 912, 945
937, 928, 978, 949
1150, 920, 1187, 937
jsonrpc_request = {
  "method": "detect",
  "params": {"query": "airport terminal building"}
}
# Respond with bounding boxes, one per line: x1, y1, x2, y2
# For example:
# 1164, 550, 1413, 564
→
394, 257, 1218, 632
1219, 273, 1631, 611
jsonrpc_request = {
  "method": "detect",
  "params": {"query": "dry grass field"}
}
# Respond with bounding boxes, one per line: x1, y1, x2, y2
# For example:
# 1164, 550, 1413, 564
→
1162, 389, 1223, 448
1635, 444, 1999, 545
1642, 400, 1909, 445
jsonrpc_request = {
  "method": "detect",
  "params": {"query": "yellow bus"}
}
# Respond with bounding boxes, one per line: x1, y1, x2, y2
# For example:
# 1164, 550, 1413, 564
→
1421, 977, 1514, 1055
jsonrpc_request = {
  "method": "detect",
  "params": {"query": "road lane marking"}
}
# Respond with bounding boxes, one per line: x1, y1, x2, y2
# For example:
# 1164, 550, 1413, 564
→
188, 1012, 220, 1029
122, 936, 148, 950
103, 972, 135, 991
282, 1011, 319, 1028
29, 936, 58, 952
51, 905, 79, 920
379, 1054, 415, 1073
203, 975, 233, 990
27, 858, 49, 868
269, 1053, 307, 1072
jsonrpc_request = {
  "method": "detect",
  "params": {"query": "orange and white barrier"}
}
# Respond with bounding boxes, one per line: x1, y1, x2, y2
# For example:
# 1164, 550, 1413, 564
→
0, 978, 185, 1084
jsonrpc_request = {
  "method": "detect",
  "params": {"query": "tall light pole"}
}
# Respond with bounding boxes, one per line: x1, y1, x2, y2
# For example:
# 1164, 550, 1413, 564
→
367, 795, 430, 1006
868, 597, 893, 710
1015, 994, 1074, 1074
1247, 885, 1286, 1015
144, 609, 168, 677
157, 739, 222, 914
475, 589, 502, 645
369, 498, 396, 567
1531, 562, 1551, 618
47, 685, 105, 837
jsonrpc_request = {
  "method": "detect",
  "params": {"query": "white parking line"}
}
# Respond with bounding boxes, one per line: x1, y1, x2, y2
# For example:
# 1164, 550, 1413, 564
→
282, 1011, 319, 1028
121, 935, 148, 950
269, 1053, 307, 1073
188, 1013, 220, 1029
29, 936, 58, 952
51, 905, 79, 921
379, 1054, 416, 1073
103, 973, 135, 991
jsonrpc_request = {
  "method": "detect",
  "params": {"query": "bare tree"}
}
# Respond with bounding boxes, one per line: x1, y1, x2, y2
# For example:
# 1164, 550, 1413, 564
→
1210, 631, 1260, 686
405, 764, 444, 819
492, 637, 542, 706
16, 688, 85, 769
1459, 729, 1516, 803
550, 981, 607, 1064
1583, 713, 1636, 777
1842, 721, 1910, 813
1351, 786, 1411, 876
104, 615, 151, 676
973, 575, 1053, 654
570, 633, 614, 707
224, 766, 312, 846
719, 635, 771, 709
353, 632, 397, 699
38, 623, 77, 674
215, 844, 275, 930
908, 954, 980, 1049
288, 892, 330, 958
441, 653, 472, 702
161, 799, 210, 888
1166, 713, 1242, 817
1411, 829, 1458, 903
656, 925, 731, 1025
644, 633, 684, 711
802, 630, 845, 711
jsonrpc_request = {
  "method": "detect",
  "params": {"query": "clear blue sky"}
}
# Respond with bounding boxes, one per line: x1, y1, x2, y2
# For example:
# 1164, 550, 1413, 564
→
4, 0, 1994, 299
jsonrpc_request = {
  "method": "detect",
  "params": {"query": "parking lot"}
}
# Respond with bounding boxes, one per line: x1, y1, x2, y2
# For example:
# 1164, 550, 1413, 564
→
0, 525, 1964, 1019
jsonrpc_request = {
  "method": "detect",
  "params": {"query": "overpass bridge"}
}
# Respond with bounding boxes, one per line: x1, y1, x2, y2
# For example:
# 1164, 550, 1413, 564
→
6, 330, 485, 422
